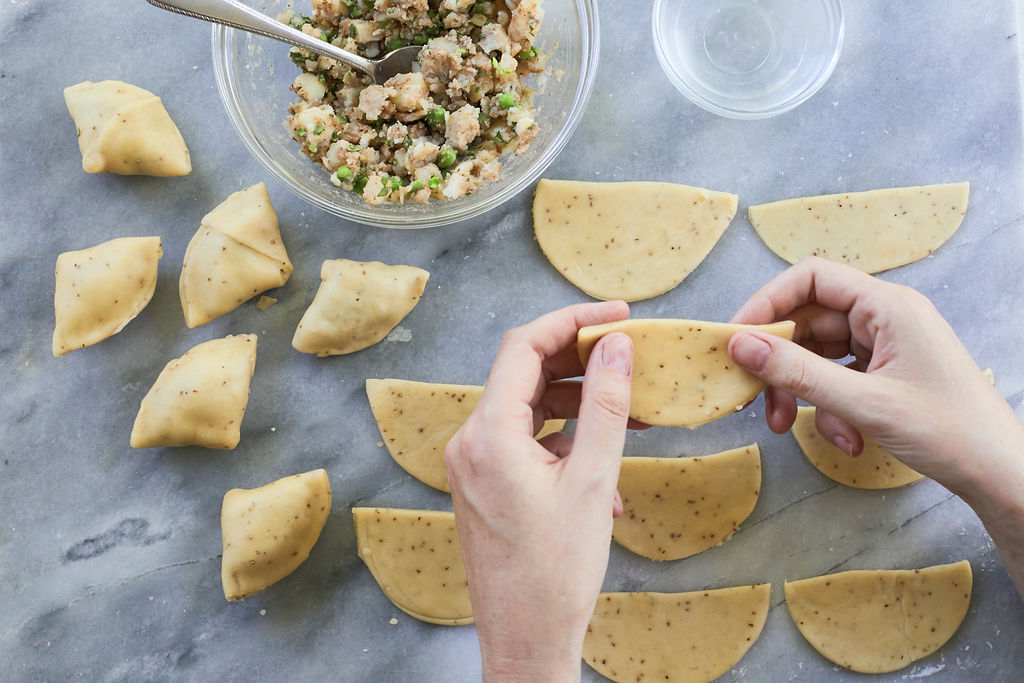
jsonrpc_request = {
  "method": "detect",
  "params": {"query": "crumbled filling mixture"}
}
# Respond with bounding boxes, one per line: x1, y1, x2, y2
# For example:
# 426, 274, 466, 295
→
281, 0, 545, 205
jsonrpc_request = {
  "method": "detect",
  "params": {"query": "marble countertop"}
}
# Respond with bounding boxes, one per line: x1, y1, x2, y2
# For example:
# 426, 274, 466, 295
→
2, 0, 1023, 680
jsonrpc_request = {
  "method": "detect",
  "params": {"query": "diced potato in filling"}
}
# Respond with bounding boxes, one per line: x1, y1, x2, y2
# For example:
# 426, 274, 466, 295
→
283, 0, 546, 204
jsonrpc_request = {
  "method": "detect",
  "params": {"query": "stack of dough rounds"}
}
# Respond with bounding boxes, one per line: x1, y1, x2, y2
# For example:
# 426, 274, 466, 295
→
533, 179, 738, 301
614, 445, 761, 560
578, 319, 795, 427
748, 182, 969, 273
352, 507, 472, 625
785, 560, 972, 673
179, 182, 293, 328
130, 334, 257, 449
583, 585, 771, 683
791, 406, 924, 488
293, 259, 429, 356
365, 378, 565, 492
52, 236, 162, 356
63, 80, 191, 176
221, 469, 331, 601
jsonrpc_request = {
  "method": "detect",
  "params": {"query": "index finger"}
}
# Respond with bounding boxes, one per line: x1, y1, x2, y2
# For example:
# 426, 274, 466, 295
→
479, 301, 629, 428
730, 257, 882, 324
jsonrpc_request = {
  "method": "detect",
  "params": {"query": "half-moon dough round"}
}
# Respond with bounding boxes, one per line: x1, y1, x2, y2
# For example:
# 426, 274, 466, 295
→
221, 469, 331, 601
614, 444, 761, 560
52, 236, 162, 356
533, 179, 738, 301
180, 182, 293, 328
130, 334, 257, 449
791, 406, 924, 489
366, 378, 565, 492
352, 507, 472, 625
63, 80, 191, 176
785, 560, 972, 673
578, 319, 795, 427
748, 182, 969, 273
292, 259, 429, 356
583, 585, 771, 683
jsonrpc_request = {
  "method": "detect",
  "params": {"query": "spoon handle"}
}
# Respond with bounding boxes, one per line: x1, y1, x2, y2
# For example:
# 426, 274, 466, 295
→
145, 0, 376, 78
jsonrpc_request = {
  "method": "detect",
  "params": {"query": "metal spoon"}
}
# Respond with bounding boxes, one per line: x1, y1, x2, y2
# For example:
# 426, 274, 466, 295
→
145, 0, 422, 83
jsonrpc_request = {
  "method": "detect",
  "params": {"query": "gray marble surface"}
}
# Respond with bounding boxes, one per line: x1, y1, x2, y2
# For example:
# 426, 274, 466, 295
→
2, 0, 1023, 681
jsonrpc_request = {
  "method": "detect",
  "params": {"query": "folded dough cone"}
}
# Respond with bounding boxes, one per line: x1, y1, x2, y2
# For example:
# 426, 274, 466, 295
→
365, 378, 564, 492
130, 334, 257, 449
614, 444, 760, 560
64, 80, 191, 176
533, 179, 738, 301
584, 585, 770, 683
785, 560, 972, 673
221, 469, 331, 601
353, 507, 472, 625
180, 182, 293, 328
748, 182, 969, 273
293, 259, 429, 356
791, 406, 924, 488
578, 319, 795, 427
52, 236, 162, 356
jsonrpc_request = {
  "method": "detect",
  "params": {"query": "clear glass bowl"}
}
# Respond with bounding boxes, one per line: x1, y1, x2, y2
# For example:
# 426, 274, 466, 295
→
211, 0, 600, 228
653, 0, 844, 119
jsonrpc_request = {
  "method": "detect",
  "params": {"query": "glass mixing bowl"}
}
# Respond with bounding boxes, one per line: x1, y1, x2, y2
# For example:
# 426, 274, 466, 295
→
211, 0, 599, 228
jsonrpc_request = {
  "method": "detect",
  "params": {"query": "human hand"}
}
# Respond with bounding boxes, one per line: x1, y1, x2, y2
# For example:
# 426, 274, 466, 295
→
726, 257, 1024, 499
445, 301, 634, 682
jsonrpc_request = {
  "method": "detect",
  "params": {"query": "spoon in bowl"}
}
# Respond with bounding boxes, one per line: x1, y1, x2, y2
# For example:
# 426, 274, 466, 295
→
145, 0, 422, 83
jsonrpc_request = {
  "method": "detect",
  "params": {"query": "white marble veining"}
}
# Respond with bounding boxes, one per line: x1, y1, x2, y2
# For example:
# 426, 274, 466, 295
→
1, 0, 1022, 680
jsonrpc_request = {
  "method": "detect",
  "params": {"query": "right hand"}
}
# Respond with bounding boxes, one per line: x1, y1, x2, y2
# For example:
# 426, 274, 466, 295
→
726, 257, 1024, 498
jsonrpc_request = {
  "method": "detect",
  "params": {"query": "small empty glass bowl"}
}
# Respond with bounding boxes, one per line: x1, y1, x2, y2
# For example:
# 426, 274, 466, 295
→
653, 0, 844, 119
212, 0, 599, 228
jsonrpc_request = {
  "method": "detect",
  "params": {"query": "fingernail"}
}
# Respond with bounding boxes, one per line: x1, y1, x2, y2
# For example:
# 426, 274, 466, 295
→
833, 435, 853, 456
601, 333, 633, 375
732, 334, 771, 371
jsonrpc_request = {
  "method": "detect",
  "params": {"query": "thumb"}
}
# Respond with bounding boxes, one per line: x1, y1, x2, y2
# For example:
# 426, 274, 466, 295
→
729, 331, 880, 423
568, 332, 633, 479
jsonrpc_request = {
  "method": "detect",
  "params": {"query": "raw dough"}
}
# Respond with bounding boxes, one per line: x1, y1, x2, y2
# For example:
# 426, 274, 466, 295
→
221, 469, 331, 601
52, 236, 162, 356
577, 319, 795, 427
791, 406, 924, 489
533, 179, 738, 301
180, 182, 293, 328
63, 80, 191, 176
583, 585, 771, 683
352, 507, 472, 625
130, 334, 257, 449
614, 444, 760, 560
292, 259, 429, 356
785, 560, 972, 673
748, 182, 969, 273
366, 378, 565, 492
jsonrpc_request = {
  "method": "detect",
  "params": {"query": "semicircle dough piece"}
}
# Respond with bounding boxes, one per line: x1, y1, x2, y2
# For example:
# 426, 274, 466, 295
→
63, 80, 191, 176
748, 182, 969, 273
614, 444, 761, 560
221, 469, 331, 601
292, 259, 429, 356
533, 179, 738, 301
365, 378, 565, 492
352, 507, 472, 625
130, 334, 257, 449
584, 585, 771, 683
180, 182, 293, 328
791, 406, 924, 489
578, 319, 796, 427
52, 236, 162, 356
785, 560, 972, 674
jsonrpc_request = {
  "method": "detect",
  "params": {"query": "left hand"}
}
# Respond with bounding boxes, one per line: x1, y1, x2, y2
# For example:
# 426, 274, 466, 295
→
445, 301, 634, 682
